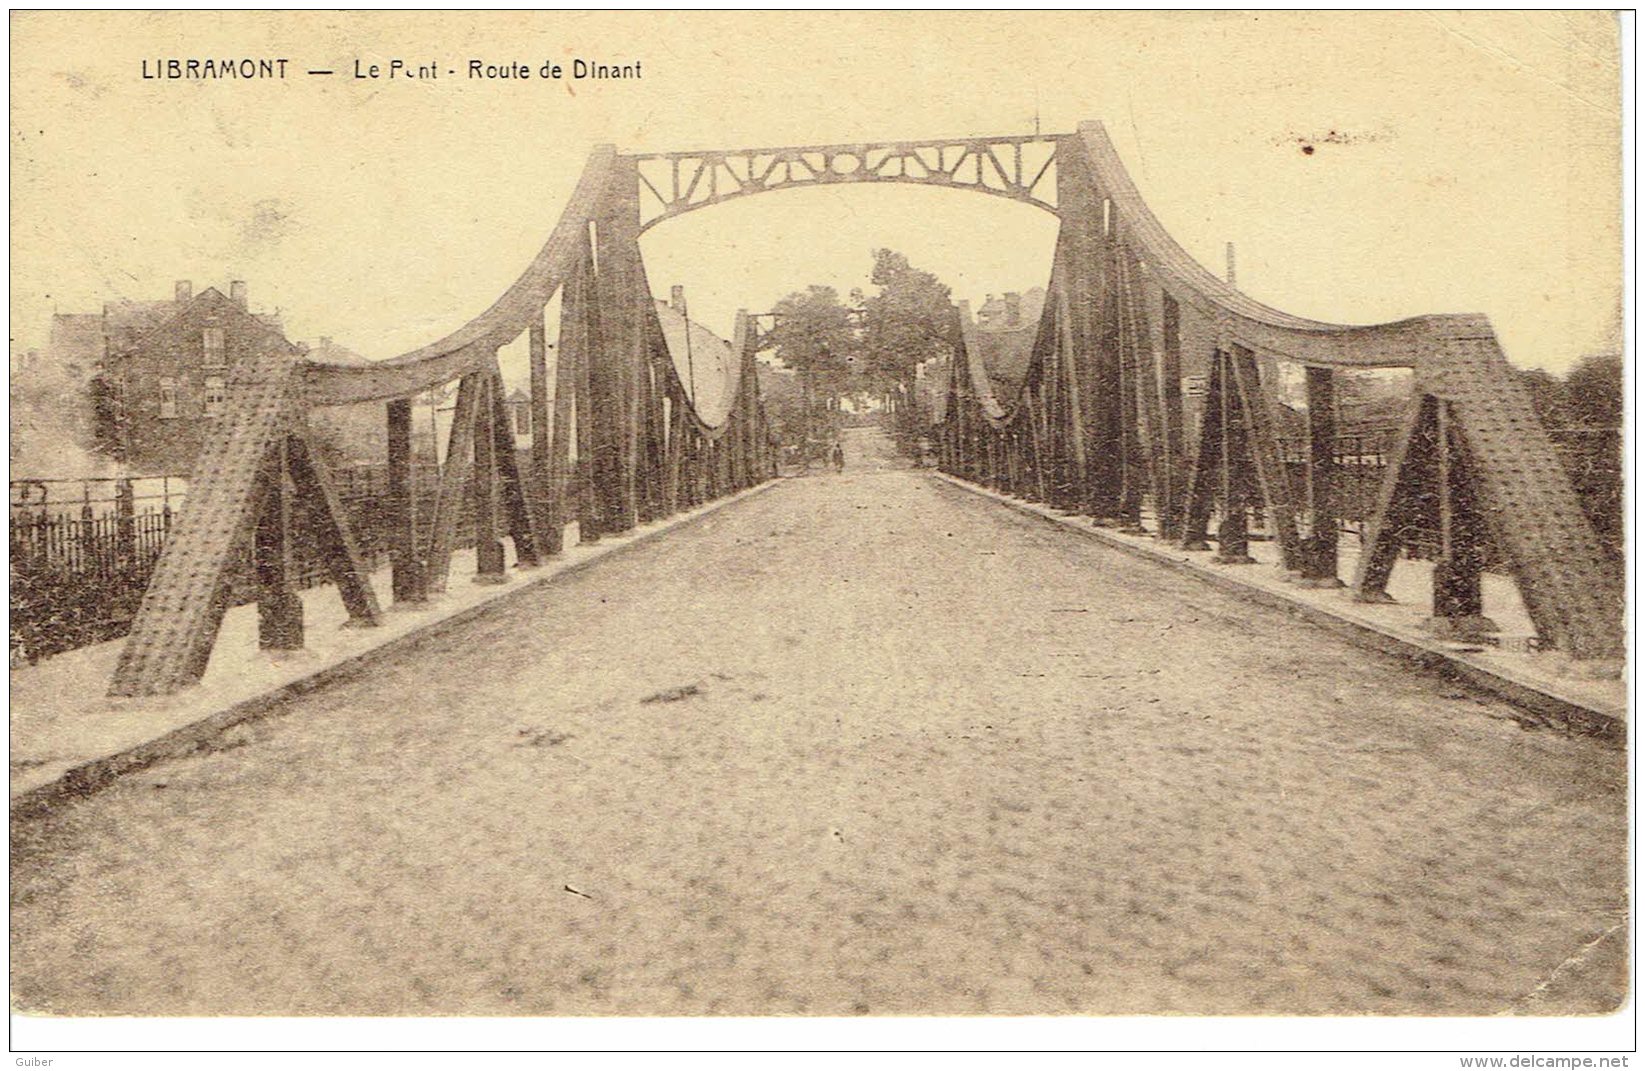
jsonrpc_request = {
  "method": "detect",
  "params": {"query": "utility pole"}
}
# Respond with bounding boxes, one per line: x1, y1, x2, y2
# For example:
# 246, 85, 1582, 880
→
1225, 241, 1237, 287
679, 289, 697, 409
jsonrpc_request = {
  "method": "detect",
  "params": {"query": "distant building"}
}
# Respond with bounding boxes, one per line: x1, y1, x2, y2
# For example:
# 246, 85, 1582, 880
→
83, 280, 296, 472
302, 337, 402, 467
970, 288, 1046, 402
975, 288, 1047, 332
422, 361, 549, 465
655, 286, 737, 426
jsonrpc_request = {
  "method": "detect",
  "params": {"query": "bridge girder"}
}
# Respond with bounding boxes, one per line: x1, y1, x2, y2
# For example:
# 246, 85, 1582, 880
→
626, 135, 1063, 232
933, 124, 1622, 662
106, 118, 1622, 698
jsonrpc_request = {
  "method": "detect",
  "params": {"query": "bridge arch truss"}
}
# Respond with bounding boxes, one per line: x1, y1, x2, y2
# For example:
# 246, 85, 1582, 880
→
629, 136, 1061, 232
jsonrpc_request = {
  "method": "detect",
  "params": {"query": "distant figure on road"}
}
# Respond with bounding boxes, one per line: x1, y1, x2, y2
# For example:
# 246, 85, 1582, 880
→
831, 442, 845, 473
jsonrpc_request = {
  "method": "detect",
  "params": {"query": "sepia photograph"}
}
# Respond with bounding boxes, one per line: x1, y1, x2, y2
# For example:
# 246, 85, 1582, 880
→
7, 8, 1631, 1056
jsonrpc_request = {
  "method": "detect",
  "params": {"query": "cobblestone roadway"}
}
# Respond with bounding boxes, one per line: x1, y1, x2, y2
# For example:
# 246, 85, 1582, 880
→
12, 437, 1627, 1015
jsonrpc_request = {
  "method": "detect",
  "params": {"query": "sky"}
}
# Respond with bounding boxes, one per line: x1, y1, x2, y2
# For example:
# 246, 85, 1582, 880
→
10, 11, 1623, 382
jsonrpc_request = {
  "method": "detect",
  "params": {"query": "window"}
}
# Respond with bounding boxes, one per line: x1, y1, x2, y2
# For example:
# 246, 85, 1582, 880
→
204, 375, 226, 416
158, 377, 179, 419
202, 327, 226, 368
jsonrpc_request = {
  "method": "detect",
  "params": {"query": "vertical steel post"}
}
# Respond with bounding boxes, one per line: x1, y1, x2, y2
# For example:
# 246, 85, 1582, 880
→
1180, 348, 1223, 551
1056, 139, 1122, 521
564, 251, 599, 544
1112, 231, 1145, 531
528, 318, 553, 539
1158, 295, 1186, 542
471, 373, 507, 583
1429, 401, 1497, 638
615, 173, 645, 532
1114, 245, 1147, 534
1052, 287, 1089, 511
1297, 366, 1342, 586
1046, 351, 1063, 500
1213, 351, 1255, 564
651, 353, 670, 513
543, 306, 577, 556
662, 391, 681, 513
635, 319, 663, 522
387, 397, 426, 604
1027, 387, 1049, 503
590, 161, 644, 536
255, 440, 304, 648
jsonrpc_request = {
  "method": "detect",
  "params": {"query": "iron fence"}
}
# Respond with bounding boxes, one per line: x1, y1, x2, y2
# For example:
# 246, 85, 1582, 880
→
10, 474, 186, 524
10, 510, 174, 660
1275, 427, 1401, 541
10, 462, 474, 664
1272, 423, 1621, 565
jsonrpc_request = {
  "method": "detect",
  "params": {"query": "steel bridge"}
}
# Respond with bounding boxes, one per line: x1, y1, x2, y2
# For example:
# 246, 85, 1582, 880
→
16, 121, 1629, 1017
107, 120, 1622, 698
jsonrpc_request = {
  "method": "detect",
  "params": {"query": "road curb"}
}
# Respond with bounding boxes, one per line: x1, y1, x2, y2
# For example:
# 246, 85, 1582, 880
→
931, 472, 1625, 744
11, 479, 785, 820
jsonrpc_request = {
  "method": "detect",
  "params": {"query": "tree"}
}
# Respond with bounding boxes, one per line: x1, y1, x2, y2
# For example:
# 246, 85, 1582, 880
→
1551, 352, 1623, 560
860, 249, 955, 449
861, 249, 953, 390
1513, 352, 1622, 561
770, 284, 855, 382
769, 285, 856, 466
1562, 351, 1623, 429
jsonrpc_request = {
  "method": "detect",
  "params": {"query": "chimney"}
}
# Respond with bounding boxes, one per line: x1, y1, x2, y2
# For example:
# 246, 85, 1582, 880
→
230, 280, 248, 309
1004, 292, 1021, 327
670, 285, 686, 313
174, 280, 192, 303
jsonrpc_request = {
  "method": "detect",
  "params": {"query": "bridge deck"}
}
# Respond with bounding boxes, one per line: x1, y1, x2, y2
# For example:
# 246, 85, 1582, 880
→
12, 431, 1626, 1015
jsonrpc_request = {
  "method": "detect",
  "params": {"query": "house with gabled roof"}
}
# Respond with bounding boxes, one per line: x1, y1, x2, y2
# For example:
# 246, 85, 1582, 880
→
88, 280, 297, 472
